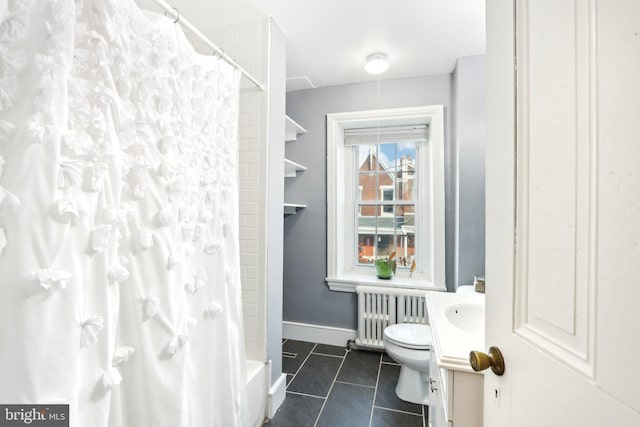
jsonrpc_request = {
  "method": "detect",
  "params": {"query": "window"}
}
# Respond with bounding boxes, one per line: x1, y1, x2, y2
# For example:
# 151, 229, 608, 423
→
357, 143, 415, 267
326, 106, 446, 292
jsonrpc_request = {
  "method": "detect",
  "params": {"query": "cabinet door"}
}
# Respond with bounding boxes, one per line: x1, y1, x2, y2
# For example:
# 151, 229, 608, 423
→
427, 353, 445, 427
451, 371, 483, 427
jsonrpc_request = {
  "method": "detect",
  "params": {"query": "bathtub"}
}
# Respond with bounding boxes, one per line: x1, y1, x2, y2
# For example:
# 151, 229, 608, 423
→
244, 359, 268, 427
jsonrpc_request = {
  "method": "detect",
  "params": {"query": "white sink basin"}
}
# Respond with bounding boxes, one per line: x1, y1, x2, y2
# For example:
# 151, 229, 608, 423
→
425, 291, 485, 372
444, 303, 484, 335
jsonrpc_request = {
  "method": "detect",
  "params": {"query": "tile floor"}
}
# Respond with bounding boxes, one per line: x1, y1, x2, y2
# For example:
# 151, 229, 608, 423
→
265, 339, 428, 427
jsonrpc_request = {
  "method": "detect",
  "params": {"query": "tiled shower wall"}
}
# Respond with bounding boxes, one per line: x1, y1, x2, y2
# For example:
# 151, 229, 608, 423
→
238, 88, 267, 362
188, 19, 269, 362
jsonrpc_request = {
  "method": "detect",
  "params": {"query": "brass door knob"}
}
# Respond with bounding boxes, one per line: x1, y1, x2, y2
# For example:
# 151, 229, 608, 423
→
469, 346, 505, 376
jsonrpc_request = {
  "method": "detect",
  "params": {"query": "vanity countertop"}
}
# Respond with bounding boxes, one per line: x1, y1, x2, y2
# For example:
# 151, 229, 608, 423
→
426, 290, 486, 373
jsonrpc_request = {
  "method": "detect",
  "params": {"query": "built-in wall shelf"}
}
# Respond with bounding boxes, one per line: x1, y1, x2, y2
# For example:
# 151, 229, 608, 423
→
284, 158, 307, 178
284, 203, 306, 216
284, 115, 306, 217
285, 116, 307, 142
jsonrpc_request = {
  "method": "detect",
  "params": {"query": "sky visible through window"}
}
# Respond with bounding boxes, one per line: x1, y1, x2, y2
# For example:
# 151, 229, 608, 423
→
358, 142, 416, 171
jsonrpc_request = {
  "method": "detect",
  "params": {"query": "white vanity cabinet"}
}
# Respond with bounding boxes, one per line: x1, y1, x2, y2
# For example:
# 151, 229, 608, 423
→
428, 360, 483, 427
426, 291, 486, 427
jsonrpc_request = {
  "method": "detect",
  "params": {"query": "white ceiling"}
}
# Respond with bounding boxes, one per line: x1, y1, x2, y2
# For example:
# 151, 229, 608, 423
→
136, 0, 486, 90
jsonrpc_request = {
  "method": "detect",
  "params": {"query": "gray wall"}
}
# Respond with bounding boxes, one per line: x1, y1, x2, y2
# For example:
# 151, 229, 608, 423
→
284, 75, 455, 330
453, 56, 486, 288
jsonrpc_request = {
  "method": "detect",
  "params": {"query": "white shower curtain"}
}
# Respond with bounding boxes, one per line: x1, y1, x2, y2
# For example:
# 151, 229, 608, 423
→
0, 0, 246, 426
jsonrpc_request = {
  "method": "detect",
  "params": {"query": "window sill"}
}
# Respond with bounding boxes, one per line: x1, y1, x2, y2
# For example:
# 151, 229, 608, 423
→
326, 274, 447, 293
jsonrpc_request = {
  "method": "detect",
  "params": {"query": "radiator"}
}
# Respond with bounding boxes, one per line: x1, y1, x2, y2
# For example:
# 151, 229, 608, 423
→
355, 285, 429, 350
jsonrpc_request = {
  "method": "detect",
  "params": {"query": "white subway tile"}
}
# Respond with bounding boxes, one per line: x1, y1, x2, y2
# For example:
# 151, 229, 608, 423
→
243, 125, 261, 140
246, 215, 259, 228
246, 240, 258, 254
239, 202, 258, 213
246, 266, 258, 279
241, 276, 257, 287
240, 253, 258, 266
240, 177, 259, 190
238, 227, 257, 241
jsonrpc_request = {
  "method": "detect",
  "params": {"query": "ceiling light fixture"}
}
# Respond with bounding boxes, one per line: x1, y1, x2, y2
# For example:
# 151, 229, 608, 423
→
364, 53, 389, 75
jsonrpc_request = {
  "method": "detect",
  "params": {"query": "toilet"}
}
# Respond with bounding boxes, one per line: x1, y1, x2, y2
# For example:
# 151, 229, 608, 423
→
383, 322, 431, 405
383, 287, 475, 405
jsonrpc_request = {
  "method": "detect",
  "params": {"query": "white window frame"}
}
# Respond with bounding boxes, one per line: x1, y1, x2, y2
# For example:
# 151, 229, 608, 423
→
326, 105, 446, 292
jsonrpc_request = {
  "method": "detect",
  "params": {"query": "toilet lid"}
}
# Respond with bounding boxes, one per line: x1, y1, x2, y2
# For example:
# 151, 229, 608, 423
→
384, 323, 431, 350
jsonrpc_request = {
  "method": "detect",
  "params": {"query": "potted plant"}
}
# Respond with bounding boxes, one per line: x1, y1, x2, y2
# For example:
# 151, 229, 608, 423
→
375, 252, 396, 279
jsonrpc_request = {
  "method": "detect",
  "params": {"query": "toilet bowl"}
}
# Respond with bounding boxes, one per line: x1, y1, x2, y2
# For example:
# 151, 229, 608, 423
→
383, 323, 431, 405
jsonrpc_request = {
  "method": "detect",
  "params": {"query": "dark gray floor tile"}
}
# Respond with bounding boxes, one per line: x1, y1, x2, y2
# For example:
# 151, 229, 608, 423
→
316, 382, 375, 427
313, 344, 348, 357
336, 350, 381, 387
282, 340, 316, 374
371, 407, 424, 427
382, 352, 399, 364
265, 392, 325, 427
282, 354, 303, 376
283, 339, 316, 355
375, 363, 423, 414
287, 354, 343, 397
286, 374, 293, 387
423, 406, 429, 425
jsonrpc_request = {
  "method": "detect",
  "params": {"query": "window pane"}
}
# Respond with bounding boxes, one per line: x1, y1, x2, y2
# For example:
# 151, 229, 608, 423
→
375, 215, 396, 259
378, 172, 395, 202
396, 170, 415, 201
378, 143, 396, 174
357, 234, 375, 264
394, 142, 416, 171
378, 144, 396, 206
357, 215, 376, 265
358, 144, 378, 201
376, 234, 395, 260
358, 144, 372, 166
396, 204, 415, 268
358, 144, 378, 173
359, 173, 377, 201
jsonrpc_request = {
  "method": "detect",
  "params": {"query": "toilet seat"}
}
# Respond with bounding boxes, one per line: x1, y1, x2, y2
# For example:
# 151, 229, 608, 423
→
384, 324, 431, 350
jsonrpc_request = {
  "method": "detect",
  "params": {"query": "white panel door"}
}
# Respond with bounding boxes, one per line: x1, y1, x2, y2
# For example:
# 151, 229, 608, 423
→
485, 1, 640, 426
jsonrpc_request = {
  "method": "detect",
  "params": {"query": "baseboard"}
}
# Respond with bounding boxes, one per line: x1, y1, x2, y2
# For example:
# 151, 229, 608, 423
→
282, 321, 357, 347
267, 373, 287, 418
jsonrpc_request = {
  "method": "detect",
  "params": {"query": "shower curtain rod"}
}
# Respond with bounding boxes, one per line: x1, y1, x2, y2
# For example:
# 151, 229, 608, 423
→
149, 0, 265, 91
